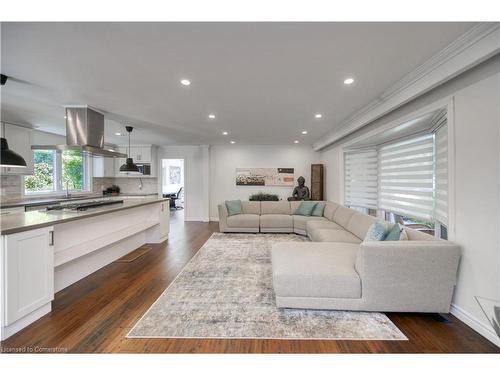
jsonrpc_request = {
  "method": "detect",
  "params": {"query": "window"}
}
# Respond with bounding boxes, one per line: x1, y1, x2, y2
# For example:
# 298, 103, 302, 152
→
343, 113, 449, 238
378, 134, 435, 220
344, 150, 378, 210
24, 150, 90, 195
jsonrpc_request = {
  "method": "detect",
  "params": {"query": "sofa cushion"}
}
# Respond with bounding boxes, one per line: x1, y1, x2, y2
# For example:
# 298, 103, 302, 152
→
261, 201, 291, 215
306, 220, 343, 233
272, 242, 361, 299
311, 202, 326, 217
260, 214, 293, 229
309, 228, 362, 243
323, 202, 340, 221
294, 201, 317, 216
384, 223, 404, 241
227, 214, 260, 228
364, 222, 391, 241
241, 201, 261, 215
346, 213, 378, 240
225, 200, 242, 216
293, 215, 328, 232
333, 206, 357, 228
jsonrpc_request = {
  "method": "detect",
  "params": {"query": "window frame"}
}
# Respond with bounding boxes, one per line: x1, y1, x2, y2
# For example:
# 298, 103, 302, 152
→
23, 149, 92, 197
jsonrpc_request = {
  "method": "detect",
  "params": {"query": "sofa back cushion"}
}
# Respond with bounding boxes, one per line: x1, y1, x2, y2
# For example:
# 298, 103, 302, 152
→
333, 206, 357, 228
347, 213, 378, 239
405, 226, 439, 241
241, 201, 261, 215
323, 202, 340, 221
261, 201, 291, 215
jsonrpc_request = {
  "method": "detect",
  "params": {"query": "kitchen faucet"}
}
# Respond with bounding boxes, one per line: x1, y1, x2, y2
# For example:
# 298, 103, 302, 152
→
65, 181, 71, 198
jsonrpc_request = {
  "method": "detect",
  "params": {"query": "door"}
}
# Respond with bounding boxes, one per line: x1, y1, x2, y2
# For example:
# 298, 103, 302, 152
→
3, 227, 54, 325
162, 159, 185, 210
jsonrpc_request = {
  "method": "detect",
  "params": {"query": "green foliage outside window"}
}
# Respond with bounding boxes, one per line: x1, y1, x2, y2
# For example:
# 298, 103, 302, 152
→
62, 150, 84, 190
24, 149, 86, 194
24, 150, 54, 192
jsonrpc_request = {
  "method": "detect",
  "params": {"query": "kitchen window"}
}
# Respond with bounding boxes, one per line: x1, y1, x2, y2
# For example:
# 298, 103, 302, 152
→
24, 149, 90, 195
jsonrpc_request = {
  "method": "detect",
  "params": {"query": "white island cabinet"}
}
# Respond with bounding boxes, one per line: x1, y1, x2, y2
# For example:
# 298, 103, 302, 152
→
0, 198, 169, 340
1, 226, 54, 339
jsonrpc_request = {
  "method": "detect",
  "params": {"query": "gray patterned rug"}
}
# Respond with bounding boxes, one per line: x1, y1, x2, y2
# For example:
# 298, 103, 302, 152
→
127, 233, 407, 340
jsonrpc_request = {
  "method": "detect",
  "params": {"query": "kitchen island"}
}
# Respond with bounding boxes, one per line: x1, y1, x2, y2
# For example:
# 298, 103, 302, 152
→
0, 197, 169, 340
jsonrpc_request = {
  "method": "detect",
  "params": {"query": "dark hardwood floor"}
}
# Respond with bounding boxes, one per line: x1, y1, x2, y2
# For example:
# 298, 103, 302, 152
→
2, 210, 499, 353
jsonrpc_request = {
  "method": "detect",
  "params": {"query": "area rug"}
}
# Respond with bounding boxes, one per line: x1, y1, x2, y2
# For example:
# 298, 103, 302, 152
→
127, 233, 407, 340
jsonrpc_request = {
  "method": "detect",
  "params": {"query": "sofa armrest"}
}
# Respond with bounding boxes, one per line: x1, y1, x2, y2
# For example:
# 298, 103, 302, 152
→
355, 240, 461, 312
218, 204, 229, 232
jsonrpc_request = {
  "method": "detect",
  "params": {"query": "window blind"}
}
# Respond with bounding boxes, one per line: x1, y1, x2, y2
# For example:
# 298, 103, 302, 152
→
378, 134, 435, 220
434, 124, 448, 225
344, 150, 378, 209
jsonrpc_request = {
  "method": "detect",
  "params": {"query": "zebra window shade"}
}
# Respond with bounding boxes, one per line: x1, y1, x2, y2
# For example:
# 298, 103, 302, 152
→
378, 134, 435, 220
345, 150, 378, 209
435, 124, 448, 225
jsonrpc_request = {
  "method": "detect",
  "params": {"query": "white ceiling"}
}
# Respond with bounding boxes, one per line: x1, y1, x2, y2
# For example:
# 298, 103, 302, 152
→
1, 22, 475, 146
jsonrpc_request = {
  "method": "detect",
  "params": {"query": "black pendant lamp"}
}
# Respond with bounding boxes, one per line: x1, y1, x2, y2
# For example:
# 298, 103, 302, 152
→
1, 121, 27, 168
119, 126, 140, 174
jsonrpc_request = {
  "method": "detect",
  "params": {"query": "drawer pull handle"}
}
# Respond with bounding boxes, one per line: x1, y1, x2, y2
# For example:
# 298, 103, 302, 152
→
49, 230, 54, 246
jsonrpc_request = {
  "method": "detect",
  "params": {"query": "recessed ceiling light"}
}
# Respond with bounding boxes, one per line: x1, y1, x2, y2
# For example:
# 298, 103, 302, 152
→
115, 132, 122, 136
222, 131, 228, 135
230, 140, 235, 144
294, 140, 299, 144
301, 130, 308, 135
180, 79, 191, 86
315, 113, 322, 119
344, 78, 355, 85
208, 114, 216, 119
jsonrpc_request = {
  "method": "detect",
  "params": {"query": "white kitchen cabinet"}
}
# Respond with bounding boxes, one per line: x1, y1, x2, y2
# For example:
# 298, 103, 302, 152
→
159, 200, 170, 239
114, 145, 156, 177
2, 226, 54, 326
93, 154, 115, 177
1, 123, 34, 175
130, 146, 151, 163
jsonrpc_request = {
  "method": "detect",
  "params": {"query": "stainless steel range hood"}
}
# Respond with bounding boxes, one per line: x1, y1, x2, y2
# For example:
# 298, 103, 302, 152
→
32, 106, 127, 158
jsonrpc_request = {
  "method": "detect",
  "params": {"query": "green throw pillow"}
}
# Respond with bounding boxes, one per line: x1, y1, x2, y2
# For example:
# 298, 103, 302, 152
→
225, 200, 242, 216
311, 202, 326, 217
384, 223, 403, 241
294, 201, 317, 216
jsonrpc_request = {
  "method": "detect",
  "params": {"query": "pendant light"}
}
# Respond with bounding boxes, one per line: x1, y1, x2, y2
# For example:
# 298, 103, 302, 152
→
1, 122, 27, 168
119, 126, 140, 174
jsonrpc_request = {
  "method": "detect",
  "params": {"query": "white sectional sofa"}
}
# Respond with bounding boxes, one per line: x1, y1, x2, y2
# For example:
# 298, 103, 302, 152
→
217, 200, 461, 313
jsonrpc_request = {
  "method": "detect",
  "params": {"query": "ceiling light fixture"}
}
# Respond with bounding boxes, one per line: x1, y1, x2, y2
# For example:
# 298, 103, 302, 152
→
115, 132, 122, 136
315, 113, 322, 119
208, 114, 216, 119
119, 126, 140, 174
344, 78, 355, 85
294, 140, 299, 144
301, 130, 308, 135
222, 131, 228, 135
180, 79, 191, 86
230, 141, 235, 144
0, 123, 27, 168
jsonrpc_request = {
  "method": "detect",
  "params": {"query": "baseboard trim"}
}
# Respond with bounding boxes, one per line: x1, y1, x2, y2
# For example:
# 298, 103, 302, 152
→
450, 303, 500, 347
210, 217, 219, 222
185, 217, 210, 222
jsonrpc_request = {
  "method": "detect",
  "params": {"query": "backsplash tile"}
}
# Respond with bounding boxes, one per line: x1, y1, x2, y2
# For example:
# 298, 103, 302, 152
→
0, 175, 23, 203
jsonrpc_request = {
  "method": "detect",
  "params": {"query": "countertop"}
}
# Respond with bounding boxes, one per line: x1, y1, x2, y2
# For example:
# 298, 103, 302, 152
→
0, 197, 169, 235
0, 193, 159, 209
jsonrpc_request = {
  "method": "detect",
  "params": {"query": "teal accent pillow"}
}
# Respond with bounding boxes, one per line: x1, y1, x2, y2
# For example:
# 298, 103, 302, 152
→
384, 223, 403, 241
311, 202, 325, 217
294, 201, 318, 216
225, 200, 242, 216
364, 221, 391, 241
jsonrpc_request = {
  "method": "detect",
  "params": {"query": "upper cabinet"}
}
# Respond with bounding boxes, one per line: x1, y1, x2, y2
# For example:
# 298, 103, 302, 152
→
1, 123, 34, 175
92, 150, 116, 178
113, 145, 157, 178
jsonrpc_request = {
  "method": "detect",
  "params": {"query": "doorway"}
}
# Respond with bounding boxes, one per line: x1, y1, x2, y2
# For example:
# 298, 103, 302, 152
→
162, 159, 185, 212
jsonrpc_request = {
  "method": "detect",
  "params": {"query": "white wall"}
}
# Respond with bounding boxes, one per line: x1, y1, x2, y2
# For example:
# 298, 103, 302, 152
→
209, 145, 322, 219
157, 145, 209, 221
320, 55, 500, 346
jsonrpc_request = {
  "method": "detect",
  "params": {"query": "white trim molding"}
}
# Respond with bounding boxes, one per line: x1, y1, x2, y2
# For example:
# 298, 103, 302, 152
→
314, 22, 500, 151
450, 303, 500, 347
